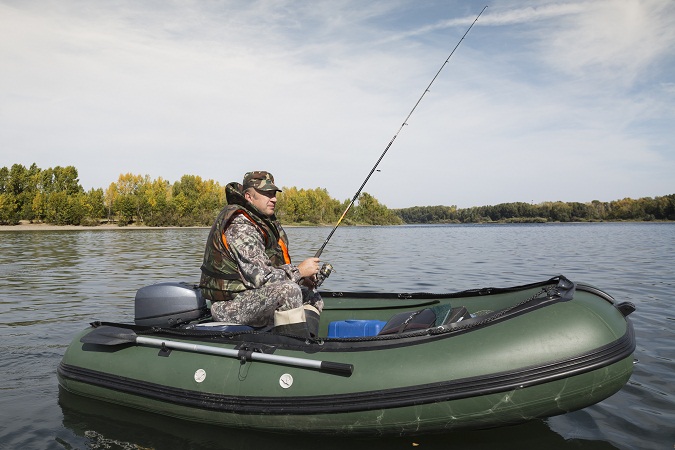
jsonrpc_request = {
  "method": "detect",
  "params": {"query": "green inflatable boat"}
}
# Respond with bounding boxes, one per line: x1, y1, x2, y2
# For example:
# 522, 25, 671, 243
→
58, 275, 635, 435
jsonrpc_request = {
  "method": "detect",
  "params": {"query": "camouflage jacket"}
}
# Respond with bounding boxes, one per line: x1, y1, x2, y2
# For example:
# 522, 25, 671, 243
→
200, 182, 300, 301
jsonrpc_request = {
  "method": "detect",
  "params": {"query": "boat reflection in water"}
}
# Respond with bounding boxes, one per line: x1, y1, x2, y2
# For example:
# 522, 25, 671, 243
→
58, 387, 613, 450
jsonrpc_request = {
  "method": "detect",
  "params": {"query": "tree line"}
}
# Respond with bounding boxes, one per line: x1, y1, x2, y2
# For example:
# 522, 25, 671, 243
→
0, 163, 402, 226
394, 196, 675, 224
0, 164, 104, 226
2, 163, 673, 227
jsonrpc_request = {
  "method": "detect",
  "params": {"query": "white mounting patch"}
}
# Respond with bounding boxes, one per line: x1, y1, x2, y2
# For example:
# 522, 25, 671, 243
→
279, 373, 294, 389
194, 369, 206, 383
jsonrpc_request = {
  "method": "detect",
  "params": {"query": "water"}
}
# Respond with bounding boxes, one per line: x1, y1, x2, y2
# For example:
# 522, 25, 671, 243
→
0, 223, 673, 449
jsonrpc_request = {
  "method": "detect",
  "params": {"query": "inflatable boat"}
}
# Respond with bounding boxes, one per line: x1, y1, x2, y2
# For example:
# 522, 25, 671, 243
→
57, 275, 635, 435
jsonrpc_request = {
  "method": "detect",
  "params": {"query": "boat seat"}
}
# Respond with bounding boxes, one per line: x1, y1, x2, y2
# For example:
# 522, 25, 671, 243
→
191, 322, 256, 333
377, 305, 473, 335
378, 303, 451, 335
442, 306, 472, 324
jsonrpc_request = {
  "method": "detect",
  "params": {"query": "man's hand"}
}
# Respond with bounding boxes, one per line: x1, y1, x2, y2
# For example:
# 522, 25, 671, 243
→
297, 257, 321, 279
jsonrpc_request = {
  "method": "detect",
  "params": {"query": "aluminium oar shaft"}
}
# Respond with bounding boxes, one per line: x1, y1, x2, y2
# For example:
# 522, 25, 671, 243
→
137, 336, 322, 367
135, 336, 353, 376
315, 6, 487, 259
81, 326, 353, 376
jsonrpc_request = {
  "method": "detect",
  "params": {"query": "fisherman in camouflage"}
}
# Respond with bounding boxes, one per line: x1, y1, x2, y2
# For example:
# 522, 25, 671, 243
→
200, 171, 323, 337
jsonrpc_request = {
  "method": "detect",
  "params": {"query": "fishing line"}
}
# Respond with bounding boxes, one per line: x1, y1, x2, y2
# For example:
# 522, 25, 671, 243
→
314, 5, 488, 259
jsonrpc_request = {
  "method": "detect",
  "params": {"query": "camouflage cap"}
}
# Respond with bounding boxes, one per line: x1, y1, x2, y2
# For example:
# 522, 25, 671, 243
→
242, 171, 281, 192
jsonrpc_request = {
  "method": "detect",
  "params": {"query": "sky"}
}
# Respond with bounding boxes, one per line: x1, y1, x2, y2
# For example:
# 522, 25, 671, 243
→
1, 0, 674, 209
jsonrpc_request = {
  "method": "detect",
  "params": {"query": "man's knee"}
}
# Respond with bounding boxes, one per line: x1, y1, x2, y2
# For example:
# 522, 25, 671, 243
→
274, 282, 303, 311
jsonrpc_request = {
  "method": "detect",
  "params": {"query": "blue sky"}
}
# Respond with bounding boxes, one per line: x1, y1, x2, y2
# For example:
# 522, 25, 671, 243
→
1, 0, 673, 208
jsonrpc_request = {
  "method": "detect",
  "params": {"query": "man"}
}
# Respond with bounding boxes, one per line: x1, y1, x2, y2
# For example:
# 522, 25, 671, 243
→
200, 171, 323, 337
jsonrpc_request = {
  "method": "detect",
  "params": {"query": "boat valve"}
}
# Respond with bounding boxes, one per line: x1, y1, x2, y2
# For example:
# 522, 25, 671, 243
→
314, 263, 333, 288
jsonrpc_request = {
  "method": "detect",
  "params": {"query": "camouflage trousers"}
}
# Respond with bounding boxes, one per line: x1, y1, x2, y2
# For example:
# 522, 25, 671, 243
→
210, 281, 323, 327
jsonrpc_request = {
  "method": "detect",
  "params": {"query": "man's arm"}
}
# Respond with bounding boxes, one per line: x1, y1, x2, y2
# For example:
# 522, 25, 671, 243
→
225, 216, 301, 288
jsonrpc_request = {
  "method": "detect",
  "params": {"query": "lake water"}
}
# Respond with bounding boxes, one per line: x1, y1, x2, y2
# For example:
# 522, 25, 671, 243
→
0, 223, 673, 449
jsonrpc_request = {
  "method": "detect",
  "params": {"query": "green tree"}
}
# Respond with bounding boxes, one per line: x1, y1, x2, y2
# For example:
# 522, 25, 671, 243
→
194, 178, 225, 225
652, 194, 675, 220
276, 187, 345, 225
82, 188, 106, 225
171, 175, 224, 225
0, 193, 18, 224
104, 182, 118, 222
52, 166, 83, 195
0, 167, 8, 194
110, 173, 146, 225
144, 177, 174, 226
277, 187, 310, 223
7, 164, 29, 219
353, 192, 402, 225
43, 191, 69, 224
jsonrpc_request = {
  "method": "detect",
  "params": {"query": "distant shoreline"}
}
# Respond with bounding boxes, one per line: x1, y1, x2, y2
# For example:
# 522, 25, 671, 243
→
0, 221, 318, 231
0, 221, 209, 232
1, 220, 669, 232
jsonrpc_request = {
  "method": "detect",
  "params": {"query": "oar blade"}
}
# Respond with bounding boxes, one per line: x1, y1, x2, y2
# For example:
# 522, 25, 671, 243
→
80, 326, 138, 346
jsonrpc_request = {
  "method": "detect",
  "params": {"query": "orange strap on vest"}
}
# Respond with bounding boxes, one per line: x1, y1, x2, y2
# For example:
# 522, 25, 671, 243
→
277, 238, 291, 264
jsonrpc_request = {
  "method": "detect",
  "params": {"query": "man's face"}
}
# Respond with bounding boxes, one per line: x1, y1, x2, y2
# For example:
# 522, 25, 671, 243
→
245, 188, 277, 216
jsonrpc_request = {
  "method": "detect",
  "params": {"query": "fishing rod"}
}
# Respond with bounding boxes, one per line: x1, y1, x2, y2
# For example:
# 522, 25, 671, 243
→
314, 5, 488, 261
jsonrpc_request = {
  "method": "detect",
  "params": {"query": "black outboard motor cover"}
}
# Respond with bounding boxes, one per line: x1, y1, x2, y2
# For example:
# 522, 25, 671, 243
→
134, 282, 208, 327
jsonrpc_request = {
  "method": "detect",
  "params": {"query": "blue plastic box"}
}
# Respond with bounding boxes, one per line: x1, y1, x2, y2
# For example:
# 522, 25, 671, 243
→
327, 320, 387, 338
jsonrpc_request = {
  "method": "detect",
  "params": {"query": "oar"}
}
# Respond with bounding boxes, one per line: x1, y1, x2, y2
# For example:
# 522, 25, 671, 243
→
81, 326, 353, 377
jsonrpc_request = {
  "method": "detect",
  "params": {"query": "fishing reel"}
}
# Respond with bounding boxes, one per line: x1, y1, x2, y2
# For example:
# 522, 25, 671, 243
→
313, 263, 333, 288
